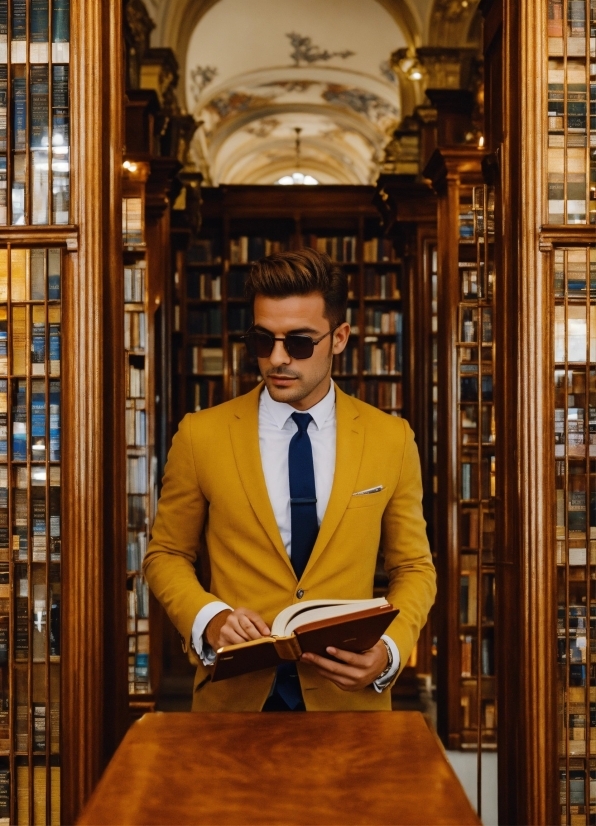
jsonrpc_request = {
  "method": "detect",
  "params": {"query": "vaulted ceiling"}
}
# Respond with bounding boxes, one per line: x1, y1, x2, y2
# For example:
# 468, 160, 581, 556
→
143, 0, 480, 184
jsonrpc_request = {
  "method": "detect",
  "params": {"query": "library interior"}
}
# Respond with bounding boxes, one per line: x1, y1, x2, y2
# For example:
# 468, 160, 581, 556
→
0, 0, 593, 824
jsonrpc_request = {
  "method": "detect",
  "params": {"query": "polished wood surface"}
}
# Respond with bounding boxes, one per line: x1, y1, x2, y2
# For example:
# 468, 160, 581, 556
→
78, 712, 480, 826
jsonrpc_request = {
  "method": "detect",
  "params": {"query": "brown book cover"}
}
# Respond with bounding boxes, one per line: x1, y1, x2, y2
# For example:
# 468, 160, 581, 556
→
211, 602, 399, 683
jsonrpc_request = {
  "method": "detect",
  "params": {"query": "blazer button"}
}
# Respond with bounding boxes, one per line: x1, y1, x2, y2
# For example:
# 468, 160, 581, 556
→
296, 589, 305, 599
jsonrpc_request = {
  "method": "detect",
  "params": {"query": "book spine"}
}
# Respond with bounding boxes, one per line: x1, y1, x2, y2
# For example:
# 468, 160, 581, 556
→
51, 0, 70, 43
273, 635, 302, 660
12, 76, 26, 151
31, 0, 49, 41
11, 0, 26, 41
30, 66, 49, 150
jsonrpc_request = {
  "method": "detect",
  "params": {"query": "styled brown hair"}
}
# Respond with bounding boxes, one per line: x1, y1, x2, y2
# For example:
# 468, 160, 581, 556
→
244, 247, 348, 329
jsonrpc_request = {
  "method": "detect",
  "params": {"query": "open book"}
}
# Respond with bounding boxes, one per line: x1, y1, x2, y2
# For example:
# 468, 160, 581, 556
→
210, 597, 399, 682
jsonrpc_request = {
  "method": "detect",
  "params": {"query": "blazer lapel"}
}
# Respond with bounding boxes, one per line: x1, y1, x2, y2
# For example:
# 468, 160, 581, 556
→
229, 385, 295, 575
303, 388, 364, 578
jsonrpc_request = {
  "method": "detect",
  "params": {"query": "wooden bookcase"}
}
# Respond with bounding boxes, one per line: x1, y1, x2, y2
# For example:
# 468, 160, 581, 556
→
0, 0, 127, 823
478, 0, 593, 820
373, 175, 438, 681
122, 88, 181, 718
174, 186, 405, 424
424, 148, 497, 751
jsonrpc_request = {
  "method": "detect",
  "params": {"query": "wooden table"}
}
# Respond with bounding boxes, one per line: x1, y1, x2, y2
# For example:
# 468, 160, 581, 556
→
78, 711, 481, 825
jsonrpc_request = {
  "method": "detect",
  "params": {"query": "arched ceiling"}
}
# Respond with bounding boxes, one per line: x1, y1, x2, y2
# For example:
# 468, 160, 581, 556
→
143, 0, 479, 184
184, 0, 409, 184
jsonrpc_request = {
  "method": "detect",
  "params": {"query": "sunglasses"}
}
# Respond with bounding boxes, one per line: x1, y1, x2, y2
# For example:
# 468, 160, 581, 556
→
242, 326, 339, 360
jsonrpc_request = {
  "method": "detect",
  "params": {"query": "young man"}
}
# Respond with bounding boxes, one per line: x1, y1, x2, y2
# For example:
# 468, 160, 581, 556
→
143, 248, 436, 711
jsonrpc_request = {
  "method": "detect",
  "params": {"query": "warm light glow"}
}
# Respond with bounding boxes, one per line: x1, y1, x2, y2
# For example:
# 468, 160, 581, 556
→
123, 160, 138, 173
478, 135, 485, 148
276, 172, 319, 186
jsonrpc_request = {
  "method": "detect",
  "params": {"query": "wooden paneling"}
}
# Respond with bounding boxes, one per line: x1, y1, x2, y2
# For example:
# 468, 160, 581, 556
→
62, 1, 125, 822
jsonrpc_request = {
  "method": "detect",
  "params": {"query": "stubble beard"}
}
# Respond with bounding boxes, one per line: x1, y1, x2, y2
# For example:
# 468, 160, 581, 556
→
263, 354, 333, 405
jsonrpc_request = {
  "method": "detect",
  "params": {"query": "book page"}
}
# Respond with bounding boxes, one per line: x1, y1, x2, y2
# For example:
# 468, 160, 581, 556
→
271, 597, 388, 637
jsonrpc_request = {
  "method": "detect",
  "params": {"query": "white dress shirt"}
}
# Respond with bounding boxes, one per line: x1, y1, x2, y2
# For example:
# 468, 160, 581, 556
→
191, 381, 400, 691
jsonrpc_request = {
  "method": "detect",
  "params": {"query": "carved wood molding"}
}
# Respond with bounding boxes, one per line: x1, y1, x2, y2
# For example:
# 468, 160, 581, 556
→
62, 1, 124, 822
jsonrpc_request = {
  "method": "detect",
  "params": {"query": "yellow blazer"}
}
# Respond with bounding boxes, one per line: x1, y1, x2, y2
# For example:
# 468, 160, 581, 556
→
143, 384, 436, 711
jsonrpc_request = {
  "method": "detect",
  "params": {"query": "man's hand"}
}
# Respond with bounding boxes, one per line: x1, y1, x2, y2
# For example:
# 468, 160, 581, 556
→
300, 639, 389, 692
205, 607, 271, 650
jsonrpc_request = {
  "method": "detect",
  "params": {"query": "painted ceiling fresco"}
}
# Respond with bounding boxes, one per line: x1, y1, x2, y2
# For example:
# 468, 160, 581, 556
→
184, 0, 408, 184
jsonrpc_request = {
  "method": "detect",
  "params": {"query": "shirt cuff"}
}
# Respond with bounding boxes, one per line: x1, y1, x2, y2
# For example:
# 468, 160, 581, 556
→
373, 635, 400, 693
191, 601, 233, 666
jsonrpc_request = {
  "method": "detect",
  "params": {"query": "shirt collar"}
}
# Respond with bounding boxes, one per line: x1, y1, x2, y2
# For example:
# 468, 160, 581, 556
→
261, 380, 336, 431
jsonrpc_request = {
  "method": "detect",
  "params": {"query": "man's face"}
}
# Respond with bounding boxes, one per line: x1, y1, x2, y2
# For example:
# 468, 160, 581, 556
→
253, 292, 350, 411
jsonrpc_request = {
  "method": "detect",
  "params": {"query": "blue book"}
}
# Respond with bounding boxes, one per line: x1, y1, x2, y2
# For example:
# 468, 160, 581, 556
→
30, 66, 49, 150
31, 383, 46, 460
32, 322, 46, 371
49, 322, 60, 368
11, 0, 26, 40
12, 76, 26, 151
134, 652, 149, 681
12, 385, 26, 460
31, 0, 49, 42
49, 380, 60, 460
51, 0, 69, 42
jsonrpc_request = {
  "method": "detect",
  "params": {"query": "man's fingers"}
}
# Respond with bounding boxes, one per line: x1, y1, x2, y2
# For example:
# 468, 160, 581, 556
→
237, 608, 270, 636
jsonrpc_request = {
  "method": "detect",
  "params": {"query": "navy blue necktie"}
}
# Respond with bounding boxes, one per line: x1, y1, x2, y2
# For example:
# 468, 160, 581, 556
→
273, 412, 319, 711
289, 412, 319, 579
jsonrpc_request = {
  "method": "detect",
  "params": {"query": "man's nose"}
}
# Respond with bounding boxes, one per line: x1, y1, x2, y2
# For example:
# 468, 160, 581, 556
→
269, 338, 291, 366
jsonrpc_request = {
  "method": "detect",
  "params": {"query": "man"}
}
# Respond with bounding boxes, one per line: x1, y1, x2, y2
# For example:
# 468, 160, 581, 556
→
143, 248, 435, 711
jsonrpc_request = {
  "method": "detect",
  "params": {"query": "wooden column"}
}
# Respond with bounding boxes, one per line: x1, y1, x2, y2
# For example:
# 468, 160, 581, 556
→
486, 0, 558, 821
62, 1, 124, 822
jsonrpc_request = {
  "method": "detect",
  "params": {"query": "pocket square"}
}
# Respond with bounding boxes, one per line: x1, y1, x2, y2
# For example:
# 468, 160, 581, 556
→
352, 485, 384, 496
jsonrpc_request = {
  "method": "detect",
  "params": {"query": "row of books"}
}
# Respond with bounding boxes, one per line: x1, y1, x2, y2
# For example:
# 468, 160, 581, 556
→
127, 577, 149, 622
128, 633, 150, 695
461, 404, 496, 445
461, 455, 496, 501
188, 345, 223, 375
191, 378, 223, 411
187, 273, 222, 301
127, 455, 147, 496
459, 563, 495, 625
0, 466, 61, 562
554, 251, 596, 296
460, 632, 494, 677
0, 248, 61, 300
363, 379, 402, 410
0, 63, 69, 225
229, 236, 287, 264
460, 374, 493, 403
559, 763, 596, 814
7, 763, 61, 826
548, 0, 592, 40
363, 341, 403, 375
363, 269, 400, 299
460, 695, 496, 733
461, 506, 496, 554
460, 307, 493, 344
125, 401, 146, 447
122, 197, 143, 247
303, 235, 357, 263
362, 237, 398, 263
0, 0, 70, 62
9, 379, 60, 461
124, 310, 146, 351
127, 363, 144, 399
124, 262, 146, 304
364, 309, 402, 336
127, 529, 147, 574
460, 264, 493, 301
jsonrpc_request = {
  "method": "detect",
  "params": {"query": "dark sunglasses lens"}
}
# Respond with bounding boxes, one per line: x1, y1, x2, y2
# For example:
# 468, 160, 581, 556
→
285, 335, 314, 359
245, 332, 274, 358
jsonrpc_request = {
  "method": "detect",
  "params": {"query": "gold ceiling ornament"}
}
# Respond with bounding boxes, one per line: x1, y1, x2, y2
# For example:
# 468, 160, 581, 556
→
428, 0, 481, 47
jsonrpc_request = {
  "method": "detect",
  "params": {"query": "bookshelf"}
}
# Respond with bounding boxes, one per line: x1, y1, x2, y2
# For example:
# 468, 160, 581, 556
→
122, 161, 155, 716
424, 148, 497, 751
175, 186, 405, 424
478, 0, 593, 819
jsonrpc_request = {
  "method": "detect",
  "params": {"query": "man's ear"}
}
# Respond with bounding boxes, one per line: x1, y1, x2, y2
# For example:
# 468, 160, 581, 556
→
332, 322, 351, 355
